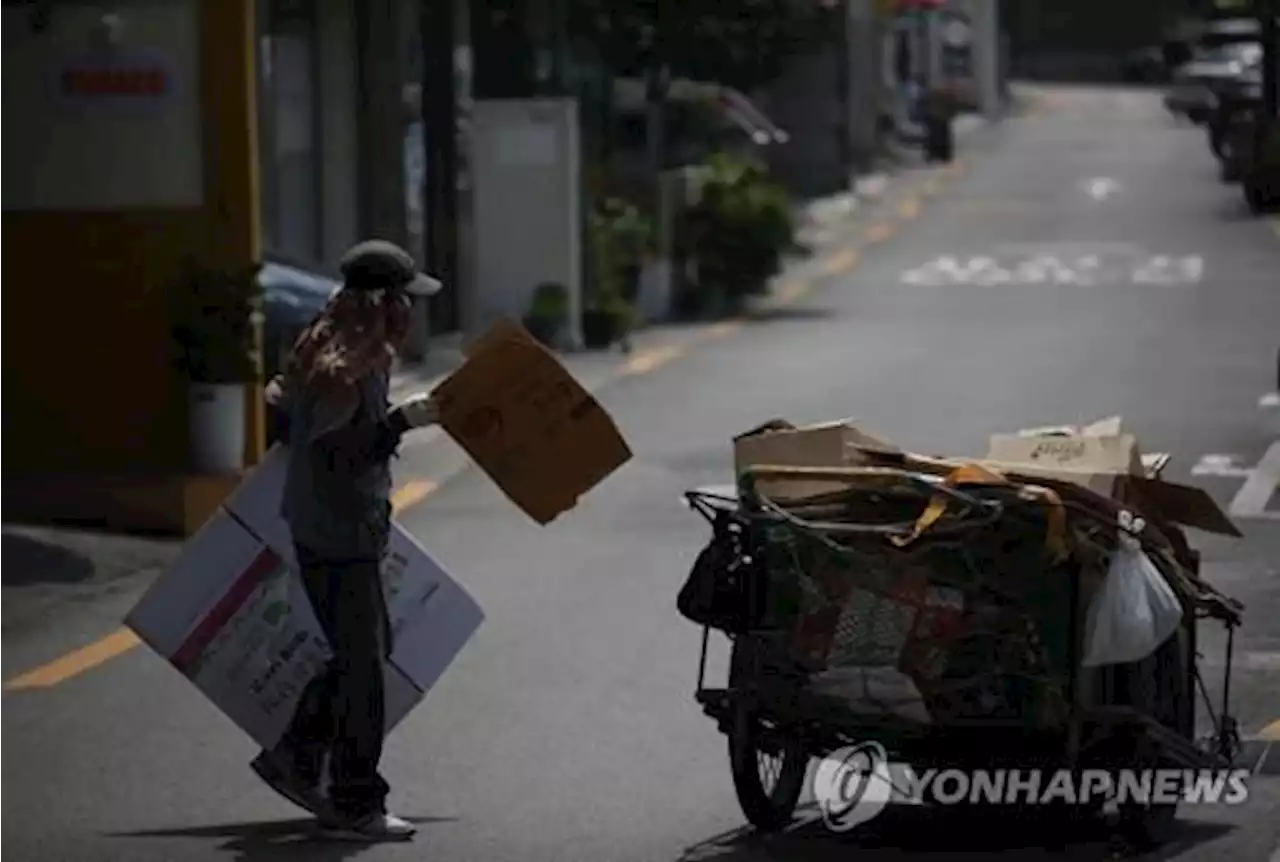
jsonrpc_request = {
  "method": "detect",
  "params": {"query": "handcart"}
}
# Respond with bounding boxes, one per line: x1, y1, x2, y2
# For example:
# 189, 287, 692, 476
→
678, 463, 1244, 845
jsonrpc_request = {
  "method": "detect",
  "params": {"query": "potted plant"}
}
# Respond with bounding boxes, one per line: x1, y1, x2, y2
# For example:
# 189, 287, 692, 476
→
523, 281, 570, 348
582, 208, 637, 349
682, 152, 795, 316
170, 259, 263, 472
921, 86, 960, 163
600, 197, 654, 302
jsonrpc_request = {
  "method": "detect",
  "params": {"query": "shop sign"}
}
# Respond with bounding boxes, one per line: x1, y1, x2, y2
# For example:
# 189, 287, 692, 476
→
55, 50, 176, 111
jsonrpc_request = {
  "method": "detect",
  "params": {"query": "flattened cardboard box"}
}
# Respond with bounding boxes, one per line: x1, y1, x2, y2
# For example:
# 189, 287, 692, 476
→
733, 418, 899, 500
984, 417, 1239, 537
126, 447, 486, 750
434, 319, 633, 524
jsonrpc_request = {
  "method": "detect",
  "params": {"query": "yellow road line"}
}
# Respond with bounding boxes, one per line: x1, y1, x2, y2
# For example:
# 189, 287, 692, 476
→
704, 319, 745, 338
1259, 719, 1280, 741
3, 479, 440, 693
3, 629, 142, 692
1268, 217, 1280, 241
897, 197, 921, 220
621, 343, 685, 376
823, 249, 859, 276
772, 280, 812, 306
391, 479, 438, 512
921, 177, 943, 196
865, 222, 897, 244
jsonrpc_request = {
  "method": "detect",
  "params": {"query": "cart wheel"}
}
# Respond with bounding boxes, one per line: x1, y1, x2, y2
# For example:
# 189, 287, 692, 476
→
1108, 628, 1192, 849
728, 708, 809, 832
727, 638, 809, 832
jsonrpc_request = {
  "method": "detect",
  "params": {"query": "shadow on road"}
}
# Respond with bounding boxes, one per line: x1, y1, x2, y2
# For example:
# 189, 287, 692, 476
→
105, 815, 456, 861
743, 306, 840, 325
1, 532, 94, 586
676, 806, 1234, 862
1212, 197, 1261, 224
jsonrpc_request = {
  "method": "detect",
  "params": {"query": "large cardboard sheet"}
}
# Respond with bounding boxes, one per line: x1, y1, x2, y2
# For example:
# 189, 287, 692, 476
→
126, 448, 485, 750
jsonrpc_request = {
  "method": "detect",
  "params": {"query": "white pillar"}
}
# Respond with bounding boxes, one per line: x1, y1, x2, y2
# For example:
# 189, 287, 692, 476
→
973, 0, 1001, 119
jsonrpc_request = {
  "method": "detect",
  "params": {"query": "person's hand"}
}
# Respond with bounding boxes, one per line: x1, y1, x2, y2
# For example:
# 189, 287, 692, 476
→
264, 374, 290, 409
391, 393, 440, 430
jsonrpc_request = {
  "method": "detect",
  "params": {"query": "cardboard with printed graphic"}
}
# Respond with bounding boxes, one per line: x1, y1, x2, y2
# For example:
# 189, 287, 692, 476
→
125, 448, 486, 750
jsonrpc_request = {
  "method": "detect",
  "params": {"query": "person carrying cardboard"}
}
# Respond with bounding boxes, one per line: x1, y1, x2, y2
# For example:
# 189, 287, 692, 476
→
253, 240, 442, 841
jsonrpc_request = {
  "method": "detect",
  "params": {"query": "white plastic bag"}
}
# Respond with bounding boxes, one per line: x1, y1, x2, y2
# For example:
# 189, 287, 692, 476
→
1081, 512, 1183, 668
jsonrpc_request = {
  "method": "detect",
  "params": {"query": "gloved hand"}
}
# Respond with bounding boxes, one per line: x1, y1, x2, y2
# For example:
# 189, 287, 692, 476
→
391, 393, 440, 430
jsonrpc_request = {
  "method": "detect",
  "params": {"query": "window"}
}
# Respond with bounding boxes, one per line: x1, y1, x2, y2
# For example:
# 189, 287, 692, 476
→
258, 0, 322, 263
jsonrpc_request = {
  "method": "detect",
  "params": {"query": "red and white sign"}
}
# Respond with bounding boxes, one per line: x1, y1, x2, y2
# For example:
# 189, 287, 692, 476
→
61, 64, 169, 98
54, 50, 176, 110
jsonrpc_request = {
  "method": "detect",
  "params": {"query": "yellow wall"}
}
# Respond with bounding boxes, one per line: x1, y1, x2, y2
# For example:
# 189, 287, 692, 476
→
4, 0, 264, 534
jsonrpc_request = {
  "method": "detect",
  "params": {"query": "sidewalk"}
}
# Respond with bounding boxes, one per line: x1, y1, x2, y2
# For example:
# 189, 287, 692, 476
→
1, 524, 178, 635
390, 109, 996, 403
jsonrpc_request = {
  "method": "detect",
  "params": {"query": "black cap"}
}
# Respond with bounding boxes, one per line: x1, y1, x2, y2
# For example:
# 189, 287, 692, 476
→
339, 239, 442, 297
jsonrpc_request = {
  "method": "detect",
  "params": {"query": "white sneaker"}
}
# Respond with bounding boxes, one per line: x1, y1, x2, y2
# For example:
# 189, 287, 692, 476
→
319, 812, 416, 842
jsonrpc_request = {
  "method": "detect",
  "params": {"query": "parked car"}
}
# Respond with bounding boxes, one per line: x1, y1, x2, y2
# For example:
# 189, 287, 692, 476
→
604, 78, 788, 199
1120, 46, 1168, 83
1195, 16, 1261, 50
258, 258, 340, 443
1164, 40, 1261, 124
260, 257, 339, 378
1208, 65, 1263, 172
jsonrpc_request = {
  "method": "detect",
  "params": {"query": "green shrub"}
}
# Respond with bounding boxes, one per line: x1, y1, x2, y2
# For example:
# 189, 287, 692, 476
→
585, 204, 638, 340
599, 197, 654, 269
683, 152, 795, 306
524, 281, 571, 346
170, 259, 264, 384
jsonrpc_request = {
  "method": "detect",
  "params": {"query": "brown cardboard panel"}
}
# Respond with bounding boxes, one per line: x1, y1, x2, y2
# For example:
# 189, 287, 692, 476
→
433, 320, 632, 524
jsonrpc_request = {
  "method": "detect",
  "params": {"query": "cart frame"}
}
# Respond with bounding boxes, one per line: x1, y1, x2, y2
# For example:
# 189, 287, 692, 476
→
681, 473, 1243, 839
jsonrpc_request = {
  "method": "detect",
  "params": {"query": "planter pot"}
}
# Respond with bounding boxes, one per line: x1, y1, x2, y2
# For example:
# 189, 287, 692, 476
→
620, 264, 642, 303
636, 258, 673, 323
188, 382, 247, 472
522, 315, 565, 349
924, 118, 955, 163
581, 309, 618, 349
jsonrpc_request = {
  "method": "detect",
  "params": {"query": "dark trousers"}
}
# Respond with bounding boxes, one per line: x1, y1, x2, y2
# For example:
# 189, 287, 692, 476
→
275, 547, 391, 819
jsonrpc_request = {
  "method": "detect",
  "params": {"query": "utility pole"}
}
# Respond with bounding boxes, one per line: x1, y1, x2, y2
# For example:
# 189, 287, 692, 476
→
1262, 0, 1278, 120
644, 3, 670, 210
836, 0, 853, 180
642, 1, 672, 333
421, 0, 460, 333
846, 0, 880, 176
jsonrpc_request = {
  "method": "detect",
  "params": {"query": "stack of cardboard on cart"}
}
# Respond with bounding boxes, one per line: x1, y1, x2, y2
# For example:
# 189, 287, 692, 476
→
126, 319, 632, 753
730, 416, 1241, 725
733, 415, 1239, 546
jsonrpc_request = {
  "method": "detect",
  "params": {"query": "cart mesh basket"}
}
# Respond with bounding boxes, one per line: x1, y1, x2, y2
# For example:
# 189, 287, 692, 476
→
741, 465, 1078, 728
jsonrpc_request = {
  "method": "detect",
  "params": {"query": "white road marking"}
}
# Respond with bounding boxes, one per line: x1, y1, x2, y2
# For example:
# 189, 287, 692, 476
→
1191, 453, 1256, 478
1229, 441, 1280, 520
1132, 255, 1203, 285
1084, 177, 1120, 200
899, 249, 1203, 287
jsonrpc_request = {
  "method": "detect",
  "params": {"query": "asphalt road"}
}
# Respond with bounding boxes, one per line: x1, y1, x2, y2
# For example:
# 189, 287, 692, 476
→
4, 86, 1280, 862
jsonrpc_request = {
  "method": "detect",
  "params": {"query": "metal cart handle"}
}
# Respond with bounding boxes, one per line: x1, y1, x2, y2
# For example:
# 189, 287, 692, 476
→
737, 464, 1004, 537
739, 464, 999, 510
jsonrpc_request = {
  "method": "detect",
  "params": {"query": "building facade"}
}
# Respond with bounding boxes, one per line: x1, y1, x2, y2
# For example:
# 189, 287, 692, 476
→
4, 0, 462, 534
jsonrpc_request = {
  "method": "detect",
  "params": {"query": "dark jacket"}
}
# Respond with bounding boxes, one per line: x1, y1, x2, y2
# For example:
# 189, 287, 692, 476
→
268, 370, 408, 560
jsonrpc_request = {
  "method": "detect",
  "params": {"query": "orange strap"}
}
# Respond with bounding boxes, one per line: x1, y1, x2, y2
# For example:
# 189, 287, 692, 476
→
890, 463, 1068, 561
